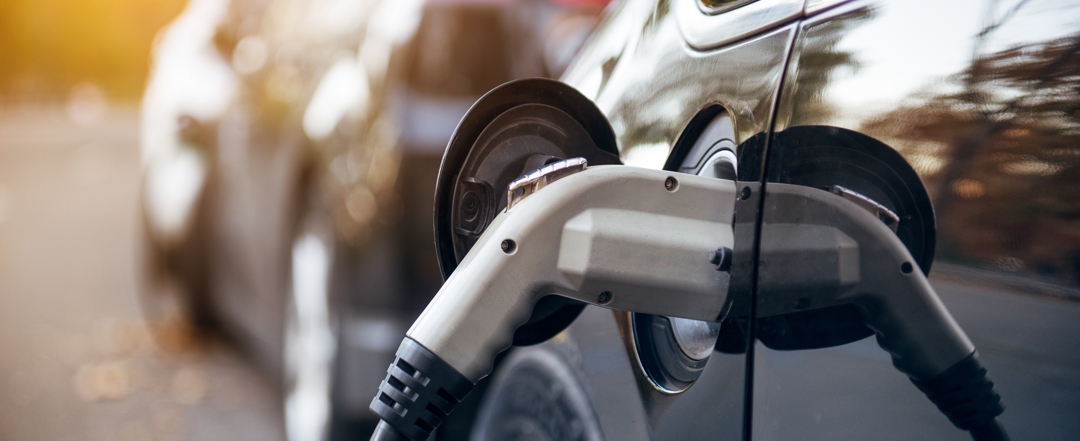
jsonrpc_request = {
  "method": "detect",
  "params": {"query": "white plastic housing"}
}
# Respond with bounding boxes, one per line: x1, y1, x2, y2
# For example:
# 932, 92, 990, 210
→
408, 165, 736, 381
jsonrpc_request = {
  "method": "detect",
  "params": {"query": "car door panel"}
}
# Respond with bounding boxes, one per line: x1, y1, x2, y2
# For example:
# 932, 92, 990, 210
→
558, 0, 796, 438
760, 0, 1080, 438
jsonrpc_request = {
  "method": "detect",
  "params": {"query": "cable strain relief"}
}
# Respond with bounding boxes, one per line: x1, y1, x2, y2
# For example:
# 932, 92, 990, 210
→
369, 338, 475, 441
911, 352, 1006, 433
969, 418, 1011, 441
370, 420, 411, 441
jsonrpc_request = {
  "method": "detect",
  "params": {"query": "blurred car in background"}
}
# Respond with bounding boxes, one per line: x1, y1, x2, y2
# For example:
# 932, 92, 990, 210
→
136, 0, 608, 440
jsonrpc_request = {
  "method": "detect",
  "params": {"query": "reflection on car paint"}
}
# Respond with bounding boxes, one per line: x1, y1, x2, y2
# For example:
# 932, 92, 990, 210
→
760, 0, 1080, 438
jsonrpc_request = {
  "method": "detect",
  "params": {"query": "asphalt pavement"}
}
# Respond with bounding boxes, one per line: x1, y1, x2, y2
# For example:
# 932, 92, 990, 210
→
0, 105, 286, 441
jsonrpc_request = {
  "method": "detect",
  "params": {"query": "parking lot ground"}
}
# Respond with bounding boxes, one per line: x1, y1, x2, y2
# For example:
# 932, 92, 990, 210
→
0, 105, 287, 441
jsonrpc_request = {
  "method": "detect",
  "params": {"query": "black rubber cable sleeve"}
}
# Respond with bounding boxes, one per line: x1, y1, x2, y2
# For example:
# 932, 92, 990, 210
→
910, 352, 1009, 441
968, 418, 1011, 441
370, 421, 412, 441
369, 338, 476, 441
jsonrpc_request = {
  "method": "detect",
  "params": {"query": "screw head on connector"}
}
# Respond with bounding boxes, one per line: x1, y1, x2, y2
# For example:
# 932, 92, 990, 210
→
664, 176, 679, 191
709, 247, 733, 272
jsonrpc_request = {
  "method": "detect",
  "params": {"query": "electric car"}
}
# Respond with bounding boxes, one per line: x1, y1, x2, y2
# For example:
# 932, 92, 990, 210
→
368, 0, 1080, 439
137, 0, 607, 440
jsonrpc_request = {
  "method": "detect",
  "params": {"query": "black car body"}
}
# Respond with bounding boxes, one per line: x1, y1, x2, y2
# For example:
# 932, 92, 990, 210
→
456, 0, 1080, 439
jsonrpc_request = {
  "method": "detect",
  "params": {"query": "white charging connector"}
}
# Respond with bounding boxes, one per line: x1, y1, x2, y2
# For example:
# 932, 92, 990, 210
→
411, 163, 737, 381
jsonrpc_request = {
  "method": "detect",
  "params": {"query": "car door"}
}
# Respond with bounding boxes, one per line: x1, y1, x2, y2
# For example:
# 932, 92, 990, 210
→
757, 0, 1080, 439
530, 0, 799, 439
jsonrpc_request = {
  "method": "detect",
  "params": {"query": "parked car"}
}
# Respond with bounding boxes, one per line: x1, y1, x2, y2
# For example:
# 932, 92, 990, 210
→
376, 0, 1080, 439
136, 0, 607, 440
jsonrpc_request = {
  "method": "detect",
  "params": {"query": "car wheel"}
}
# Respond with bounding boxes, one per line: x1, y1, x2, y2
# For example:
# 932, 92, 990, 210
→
283, 186, 339, 441
135, 205, 214, 349
470, 346, 604, 441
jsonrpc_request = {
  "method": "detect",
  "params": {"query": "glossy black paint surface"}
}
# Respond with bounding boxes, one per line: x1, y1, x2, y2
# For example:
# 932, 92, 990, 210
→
548, 0, 1080, 439
758, 0, 1080, 438
557, 0, 796, 437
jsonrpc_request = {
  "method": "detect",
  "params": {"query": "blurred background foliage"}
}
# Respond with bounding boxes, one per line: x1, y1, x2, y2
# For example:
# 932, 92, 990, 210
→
0, 0, 186, 103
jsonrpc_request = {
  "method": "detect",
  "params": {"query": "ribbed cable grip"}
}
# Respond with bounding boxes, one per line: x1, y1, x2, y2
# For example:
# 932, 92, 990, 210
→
370, 338, 475, 441
911, 352, 1008, 440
